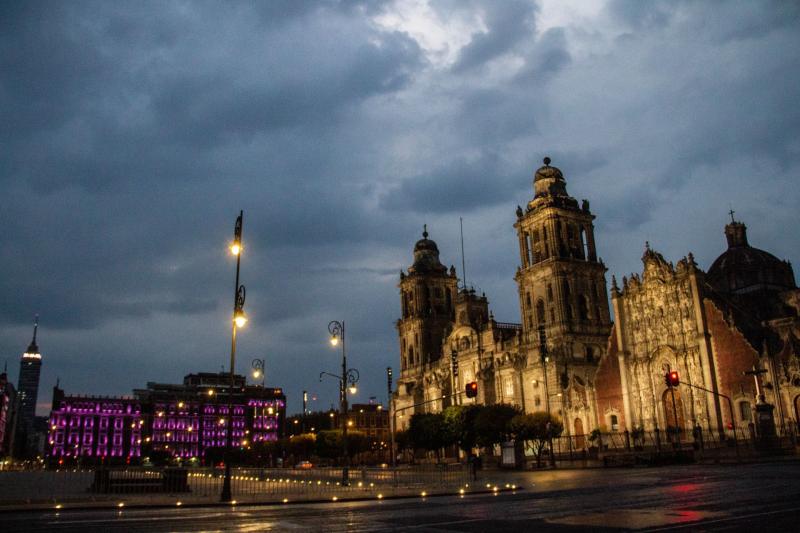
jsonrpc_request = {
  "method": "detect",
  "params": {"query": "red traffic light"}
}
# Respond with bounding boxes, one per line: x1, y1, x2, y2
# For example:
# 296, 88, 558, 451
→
665, 371, 680, 388
465, 381, 478, 398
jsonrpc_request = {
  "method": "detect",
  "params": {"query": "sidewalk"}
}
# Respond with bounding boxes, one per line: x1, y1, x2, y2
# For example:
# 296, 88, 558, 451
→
0, 476, 522, 513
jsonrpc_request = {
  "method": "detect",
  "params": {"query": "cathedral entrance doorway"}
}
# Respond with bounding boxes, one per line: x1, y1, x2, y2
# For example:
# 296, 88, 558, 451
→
574, 418, 585, 449
663, 388, 685, 439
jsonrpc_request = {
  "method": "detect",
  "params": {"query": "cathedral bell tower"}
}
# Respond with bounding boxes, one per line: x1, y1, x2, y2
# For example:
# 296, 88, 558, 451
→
396, 226, 458, 401
514, 158, 611, 375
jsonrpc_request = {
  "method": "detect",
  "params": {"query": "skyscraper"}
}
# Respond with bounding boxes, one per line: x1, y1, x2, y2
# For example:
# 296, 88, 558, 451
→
16, 316, 43, 455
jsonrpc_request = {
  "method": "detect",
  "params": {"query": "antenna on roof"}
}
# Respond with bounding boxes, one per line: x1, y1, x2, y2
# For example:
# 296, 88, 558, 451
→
460, 217, 467, 290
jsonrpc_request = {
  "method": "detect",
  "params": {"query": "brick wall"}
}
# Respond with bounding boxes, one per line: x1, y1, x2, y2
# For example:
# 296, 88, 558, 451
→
704, 299, 759, 427
594, 327, 626, 431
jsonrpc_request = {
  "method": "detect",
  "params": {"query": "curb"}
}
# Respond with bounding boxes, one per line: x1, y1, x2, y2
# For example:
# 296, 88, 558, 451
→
0, 484, 524, 514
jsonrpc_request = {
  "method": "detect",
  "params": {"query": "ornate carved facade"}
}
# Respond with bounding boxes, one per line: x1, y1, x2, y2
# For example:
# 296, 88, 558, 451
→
392, 158, 800, 440
393, 159, 611, 437
597, 219, 800, 435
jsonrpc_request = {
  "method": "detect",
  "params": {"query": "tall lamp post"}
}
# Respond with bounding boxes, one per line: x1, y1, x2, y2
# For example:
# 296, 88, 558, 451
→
326, 320, 359, 486
221, 210, 247, 503
387, 366, 396, 467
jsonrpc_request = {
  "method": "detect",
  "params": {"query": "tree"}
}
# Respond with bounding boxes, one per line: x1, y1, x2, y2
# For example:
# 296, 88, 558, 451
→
313, 430, 369, 463
442, 404, 480, 453
473, 403, 521, 449
510, 412, 563, 467
285, 433, 316, 459
345, 431, 370, 458
409, 412, 448, 460
315, 430, 343, 460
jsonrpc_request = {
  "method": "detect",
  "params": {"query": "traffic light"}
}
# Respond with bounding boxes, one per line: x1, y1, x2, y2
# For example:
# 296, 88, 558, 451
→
665, 370, 680, 388
465, 381, 478, 398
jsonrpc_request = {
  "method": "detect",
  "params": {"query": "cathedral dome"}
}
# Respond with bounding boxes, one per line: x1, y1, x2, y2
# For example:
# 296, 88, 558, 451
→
707, 219, 795, 295
409, 225, 447, 274
533, 157, 569, 198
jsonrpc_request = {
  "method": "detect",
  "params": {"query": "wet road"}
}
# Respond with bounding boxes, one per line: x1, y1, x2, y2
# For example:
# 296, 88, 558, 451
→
3, 461, 798, 531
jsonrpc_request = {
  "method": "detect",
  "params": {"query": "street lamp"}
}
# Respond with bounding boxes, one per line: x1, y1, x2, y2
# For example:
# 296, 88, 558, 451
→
221, 210, 246, 503
251, 358, 265, 386
325, 320, 360, 486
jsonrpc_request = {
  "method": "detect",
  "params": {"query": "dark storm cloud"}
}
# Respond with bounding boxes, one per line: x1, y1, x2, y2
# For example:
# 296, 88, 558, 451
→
379, 152, 522, 213
1, 1, 798, 414
449, 0, 539, 72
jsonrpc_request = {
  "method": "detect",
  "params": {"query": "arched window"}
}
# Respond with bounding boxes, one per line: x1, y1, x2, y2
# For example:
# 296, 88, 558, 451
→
578, 295, 590, 321
525, 233, 533, 265
536, 299, 546, 324
547, 284, 553, 301
610, 414, 619, 431
580, 227, 587, 260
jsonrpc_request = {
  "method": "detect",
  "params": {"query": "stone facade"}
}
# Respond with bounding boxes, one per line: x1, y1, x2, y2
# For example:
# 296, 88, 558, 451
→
392, 158, 800, 440
393, 158, 611, 438
597, 220, 800, 436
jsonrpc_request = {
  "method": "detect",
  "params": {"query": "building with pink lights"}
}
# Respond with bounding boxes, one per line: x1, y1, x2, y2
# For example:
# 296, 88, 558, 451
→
46, 372, 286, 466
47, 388, 144, 463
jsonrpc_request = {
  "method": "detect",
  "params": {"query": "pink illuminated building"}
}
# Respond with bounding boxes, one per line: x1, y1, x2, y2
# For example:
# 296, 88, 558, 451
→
46, 372, 286, 465
47, 388, 144, 462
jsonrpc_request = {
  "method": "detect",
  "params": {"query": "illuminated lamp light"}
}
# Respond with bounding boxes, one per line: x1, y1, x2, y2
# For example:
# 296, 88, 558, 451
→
234, 310, 247, 328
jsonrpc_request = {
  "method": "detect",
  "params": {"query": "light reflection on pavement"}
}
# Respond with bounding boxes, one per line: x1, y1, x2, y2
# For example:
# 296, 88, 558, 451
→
3, 461, 799, 532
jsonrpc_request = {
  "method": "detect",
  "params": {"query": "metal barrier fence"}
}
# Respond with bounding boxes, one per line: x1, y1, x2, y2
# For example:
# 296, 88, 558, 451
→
548, 424, 798, 463
0, 464, 473, 507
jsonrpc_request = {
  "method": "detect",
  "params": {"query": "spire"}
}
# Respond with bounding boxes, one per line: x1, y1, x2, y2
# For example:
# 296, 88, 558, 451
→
422, 224, 428, 239
24, 315, 40, 357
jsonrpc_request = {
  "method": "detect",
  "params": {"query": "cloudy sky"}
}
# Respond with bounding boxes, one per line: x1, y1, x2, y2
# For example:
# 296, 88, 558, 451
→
2, 0, 799, 416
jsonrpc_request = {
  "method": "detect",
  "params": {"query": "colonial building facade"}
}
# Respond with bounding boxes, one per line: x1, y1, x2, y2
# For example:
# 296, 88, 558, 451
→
393, 157, 800, 441
394, 158, 612, 438
597, 218, 800, 436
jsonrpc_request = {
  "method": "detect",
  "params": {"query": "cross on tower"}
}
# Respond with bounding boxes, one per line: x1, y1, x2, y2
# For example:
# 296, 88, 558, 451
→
729, 208, 736, 223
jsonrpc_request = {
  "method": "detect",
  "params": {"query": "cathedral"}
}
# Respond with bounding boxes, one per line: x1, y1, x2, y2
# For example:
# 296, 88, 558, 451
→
393, 157, 800, 441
